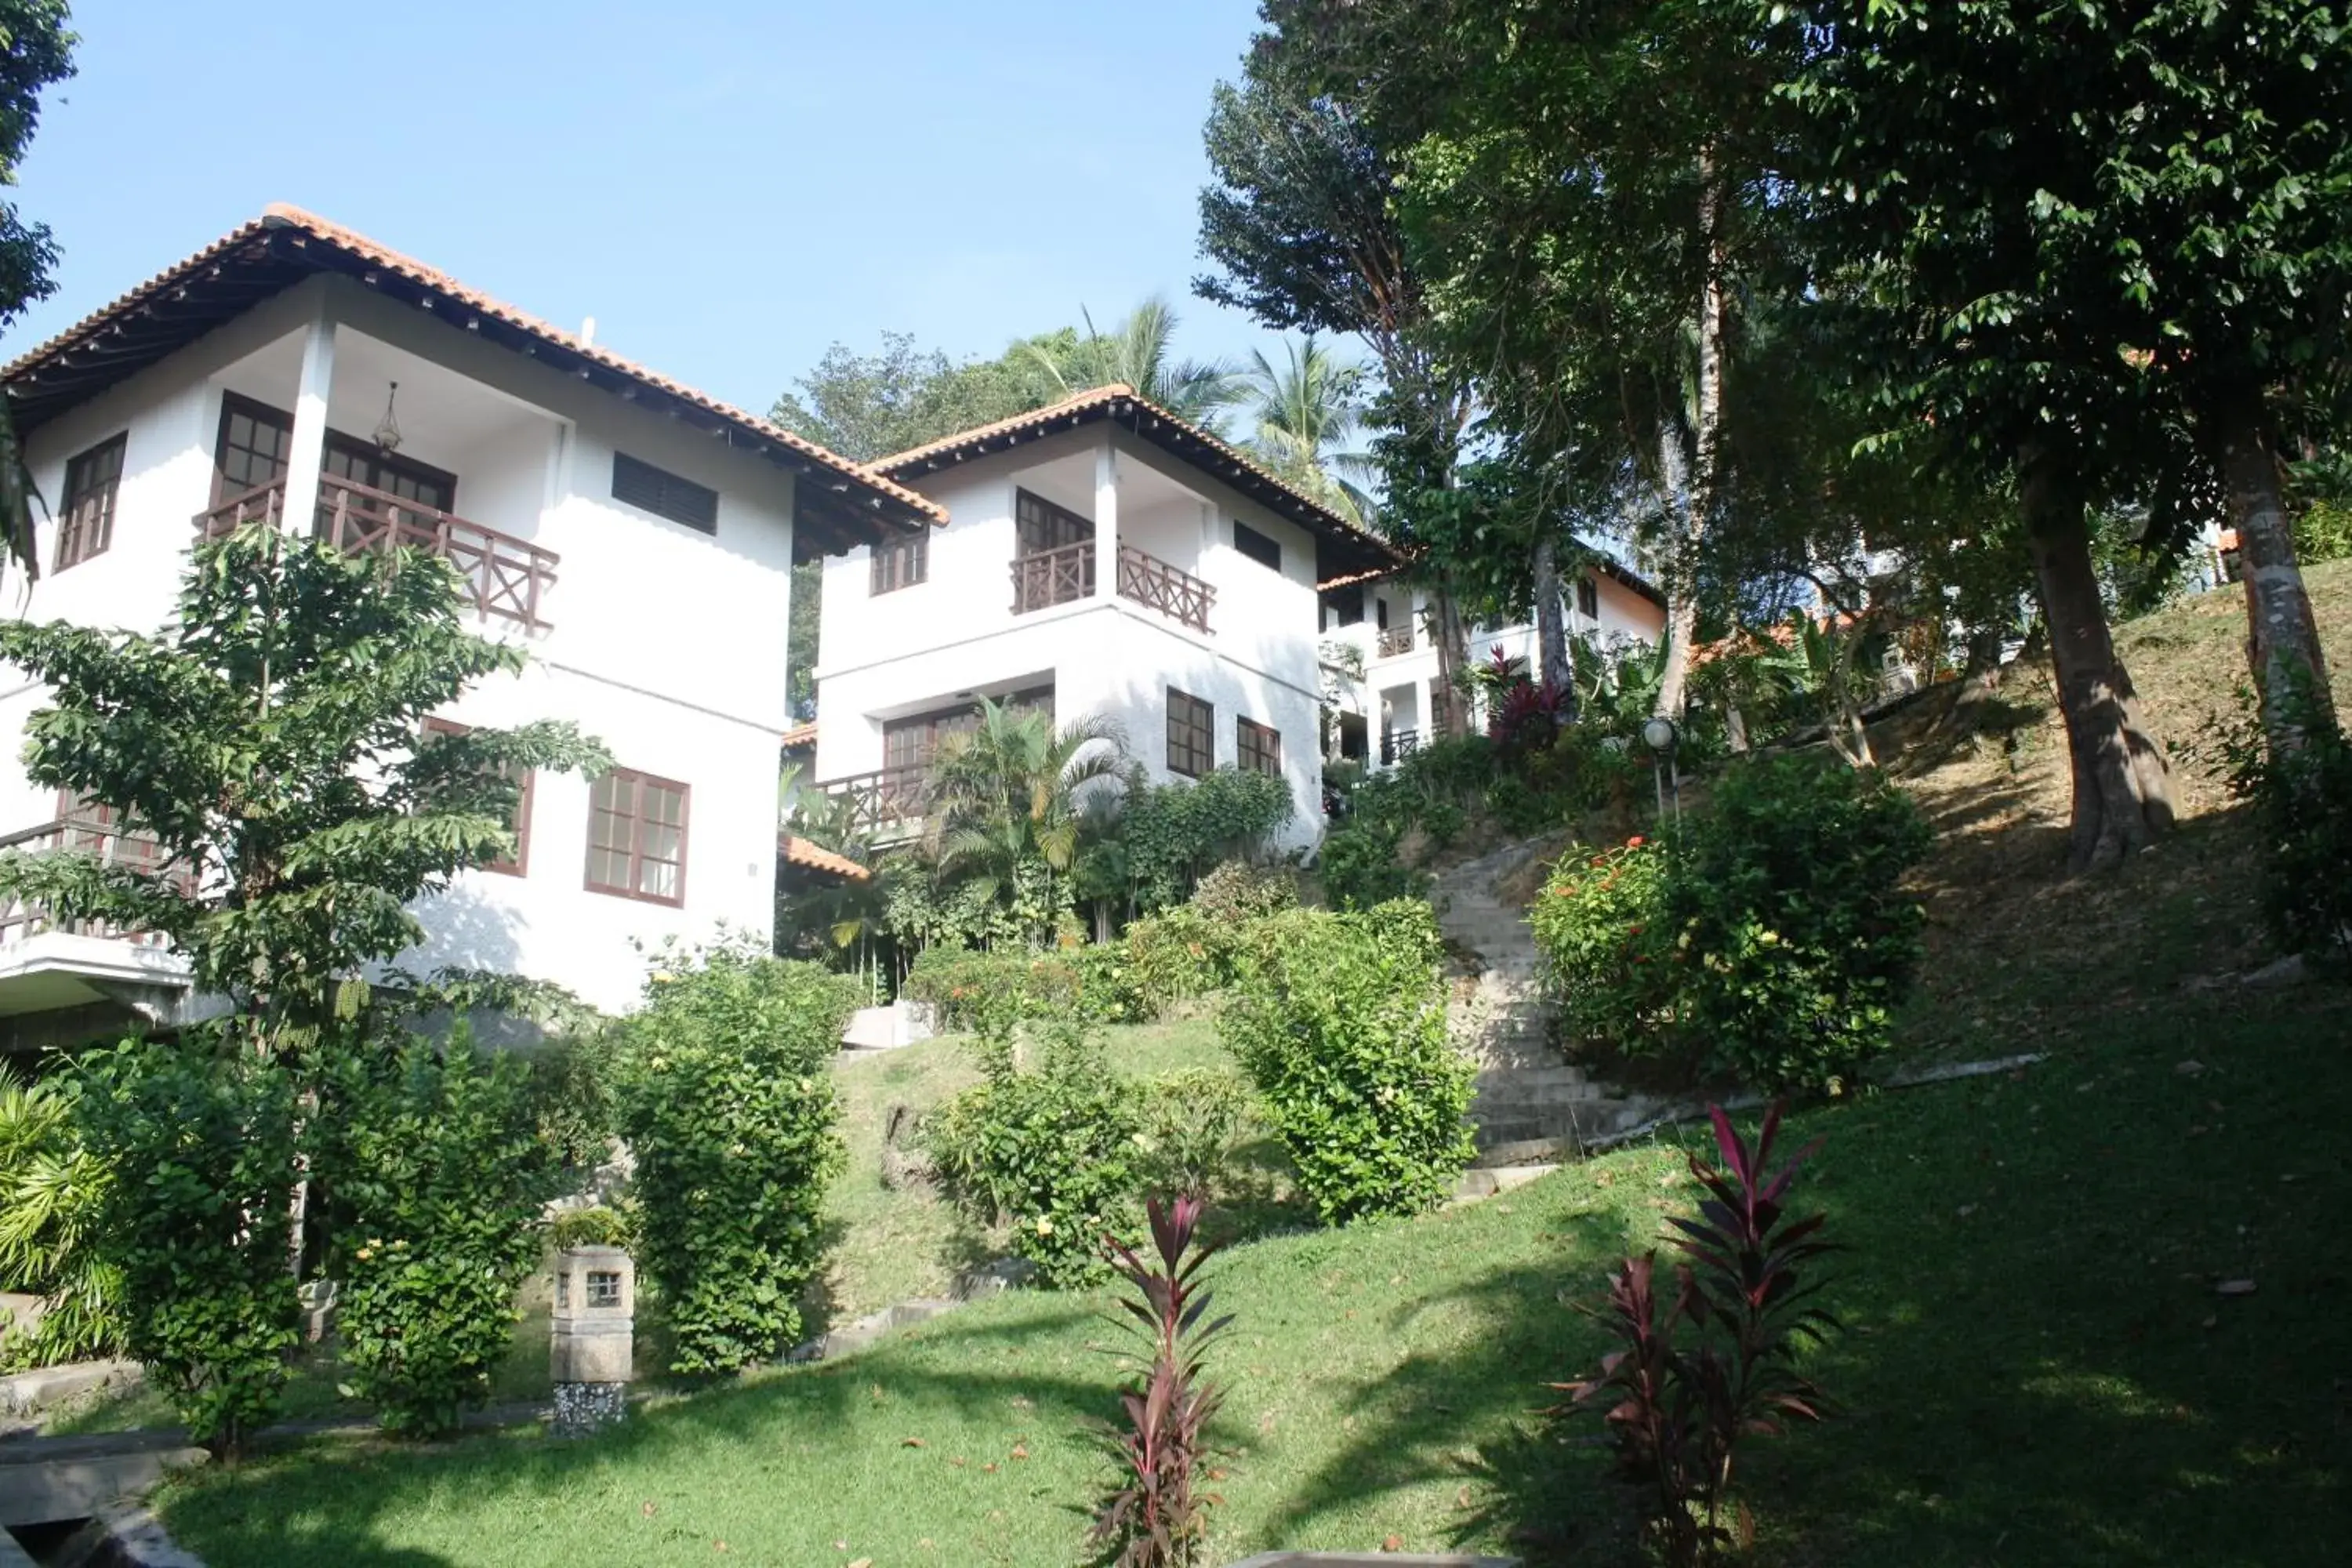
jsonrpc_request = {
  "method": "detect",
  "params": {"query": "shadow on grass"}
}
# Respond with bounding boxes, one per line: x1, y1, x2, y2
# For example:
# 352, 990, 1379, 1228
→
1254, 991, 2352, 1567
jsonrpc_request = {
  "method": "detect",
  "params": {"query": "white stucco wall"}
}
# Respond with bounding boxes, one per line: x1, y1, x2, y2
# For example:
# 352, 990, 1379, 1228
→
4, 272, 809, 1015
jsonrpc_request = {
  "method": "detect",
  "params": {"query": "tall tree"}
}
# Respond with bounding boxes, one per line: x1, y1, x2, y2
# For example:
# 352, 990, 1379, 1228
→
1198, 53, 1478, 734
771, 329, 1074, 465
1025, 296, 1243, 429
0, 0, 78, 585
0, 528, 608, 1054
1240, 334, 1374, 523
1783, 0, 2197, 869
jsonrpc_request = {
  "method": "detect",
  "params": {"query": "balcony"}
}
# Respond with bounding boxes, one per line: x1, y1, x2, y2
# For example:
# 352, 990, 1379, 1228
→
1380, 727, 1422, 766
195, 476, 561, 630
1376, 626, 1414, 658
0, 815, 192, 952
1007, 541, 1215, 635
821, 764, 935, 840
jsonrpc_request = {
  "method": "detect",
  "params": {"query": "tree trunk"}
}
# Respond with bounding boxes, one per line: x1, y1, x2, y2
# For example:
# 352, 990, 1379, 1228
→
2216, 385, 2337, 750
1430, 579, 1472, 739
2020, 436, 2175, 870
1533, 533, 1571, 702
1653, 155, 1731, 722
1935, 625, 2007, 737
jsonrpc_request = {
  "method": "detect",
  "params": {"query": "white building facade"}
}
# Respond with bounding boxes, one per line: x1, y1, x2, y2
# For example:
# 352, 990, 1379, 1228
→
813, 388, 1400, 848
1319, 567, 1669, 765
0, 205, 931, 1040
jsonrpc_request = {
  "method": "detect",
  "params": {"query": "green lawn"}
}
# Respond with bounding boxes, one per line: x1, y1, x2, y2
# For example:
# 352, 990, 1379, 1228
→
158, 986, 2352, 1566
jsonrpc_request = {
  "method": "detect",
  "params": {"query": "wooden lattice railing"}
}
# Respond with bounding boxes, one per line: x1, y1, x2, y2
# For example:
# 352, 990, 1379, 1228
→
1116, 543, 1214, 634
0, 815, 192, 949
1375, 625, 1415, 658
821, 765, 935, 837
1010, 540, 1098, 615
195, 477, 560, 630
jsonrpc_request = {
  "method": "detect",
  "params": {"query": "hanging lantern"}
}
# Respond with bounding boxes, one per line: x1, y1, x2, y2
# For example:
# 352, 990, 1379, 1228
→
373, 380, 404, 455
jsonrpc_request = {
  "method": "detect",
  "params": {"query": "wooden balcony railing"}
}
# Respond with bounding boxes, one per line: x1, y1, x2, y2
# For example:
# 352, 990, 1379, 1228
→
1117, 543, 1214, 634
1010, 540, 1097, 615
1375, 625, 1415, 658
821, 765, 935, 837
1380, 727, 1421, 765
195, 477, 561, 630
0, 816, 192, 949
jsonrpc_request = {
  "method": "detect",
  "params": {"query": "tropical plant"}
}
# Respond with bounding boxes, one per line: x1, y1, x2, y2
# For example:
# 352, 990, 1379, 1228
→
1555, 1103, 1838, 1566
1242, 335, 1376, 523
612, 942, 857, 1374
1221, 902, 1474, 1222
927, 698, 1127, 946
1081, 764, 1295, 920
71, 1032, 303, 1460
312, 1026, 556, 1436
1090, 1195, 1234, 1568
1028, 297, 1241, 429
0, 1065, 122, 1368
0, 527, 608, 1059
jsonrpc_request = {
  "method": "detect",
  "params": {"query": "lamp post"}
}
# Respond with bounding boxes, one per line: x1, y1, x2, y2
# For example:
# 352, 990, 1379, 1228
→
1641, 715, 1681, 826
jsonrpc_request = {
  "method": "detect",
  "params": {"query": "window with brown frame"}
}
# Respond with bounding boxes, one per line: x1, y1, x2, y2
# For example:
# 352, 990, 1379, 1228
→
56, 434, 126, 571
871, 532, 927, 594
1576, 575, 1599, 619
585, 767, 689, 905
1232, 520, 1281, 572
1166, 688, 1214, 779
1236, 716, 1282, 778
423, 718, 532, 876
213, 393, 295, 503
612, 452, 719, 535
1015, 488, 1094, 554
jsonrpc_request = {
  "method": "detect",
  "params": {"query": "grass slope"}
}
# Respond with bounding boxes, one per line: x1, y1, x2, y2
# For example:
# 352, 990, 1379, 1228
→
158, 986, 2351, 1567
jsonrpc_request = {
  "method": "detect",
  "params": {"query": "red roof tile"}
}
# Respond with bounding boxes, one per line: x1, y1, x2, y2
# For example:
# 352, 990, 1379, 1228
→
779, 833, 869, 882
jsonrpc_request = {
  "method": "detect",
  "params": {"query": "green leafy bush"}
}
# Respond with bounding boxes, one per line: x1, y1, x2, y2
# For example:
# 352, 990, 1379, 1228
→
613, 944, 856, 1374
72, 1033, 302, 1457
1188, 858, 1298, 924
0, 1066, 122, 1370
1090, 765, 1296, 916
1528, 837, 1680, 1063
925, 1020, 1140, 1287
2296, 499, 2352, 564
1120, 906, 1242, 1014
1531, 757, 1933, 1092
314, 1027, 554, 1436
902, 947, 1041, 1036
1220, 902, 1475, 1223
2223, 680, 2352, 964
547, 1204, 636, 1251
1131, 1068, 1253, 1200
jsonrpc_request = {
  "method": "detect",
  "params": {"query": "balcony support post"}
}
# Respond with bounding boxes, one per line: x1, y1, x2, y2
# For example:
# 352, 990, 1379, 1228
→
283, 303, 338, 538
1093, 438, 1117, 604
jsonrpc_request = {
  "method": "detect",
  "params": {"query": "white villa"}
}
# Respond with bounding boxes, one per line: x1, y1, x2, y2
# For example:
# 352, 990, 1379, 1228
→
811, 384, 1668, 829
0, 205, 930, 1040
814, 386, 1402, 848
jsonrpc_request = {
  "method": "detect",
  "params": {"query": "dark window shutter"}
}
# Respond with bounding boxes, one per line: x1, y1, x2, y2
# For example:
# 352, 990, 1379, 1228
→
612, 452, 720, 534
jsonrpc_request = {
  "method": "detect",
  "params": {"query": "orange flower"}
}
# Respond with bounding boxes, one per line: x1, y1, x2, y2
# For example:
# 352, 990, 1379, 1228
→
1627, 835, 1646, 848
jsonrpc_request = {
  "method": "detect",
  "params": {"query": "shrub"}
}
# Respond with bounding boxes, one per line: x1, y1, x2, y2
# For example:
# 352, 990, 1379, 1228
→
1105, 766, 1296, 915
1131, 1069, 1252, 1200
1530, 757, 1932, 1093
1121, 906, 1241, 1014
0, 1066, 122, 1370
71, 1033, 302, 1458
612, 944, 856, 1374
1220, 902, 1475, 1223
1091, 1196, 1232, 1568
925, 1019, 1139, 1288
1528, 837, 1681, 1063
1670, 757, 1931, 1091
1555, 1104, 1837, 1566
2296, 499, 2352, 564
547, 1204, 636, 1251
902, 946, 1040, 1036
1187, 858, 1297, 925
1316, 813, 1428, 911
2223, 679, 2352, 963
315, 1027, 555, 1436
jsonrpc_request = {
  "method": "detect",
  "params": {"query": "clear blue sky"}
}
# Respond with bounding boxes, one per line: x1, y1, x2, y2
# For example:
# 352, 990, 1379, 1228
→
8, 0, 1289, 418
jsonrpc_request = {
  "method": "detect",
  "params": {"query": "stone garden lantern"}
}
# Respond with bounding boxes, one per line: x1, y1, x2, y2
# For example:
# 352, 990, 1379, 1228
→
550, 1243, 633, 1436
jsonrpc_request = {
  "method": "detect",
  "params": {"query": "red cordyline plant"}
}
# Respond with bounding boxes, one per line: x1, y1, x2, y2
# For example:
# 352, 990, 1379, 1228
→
1091, 1196, 1234, 1568
1555, 1102, 1837, 1564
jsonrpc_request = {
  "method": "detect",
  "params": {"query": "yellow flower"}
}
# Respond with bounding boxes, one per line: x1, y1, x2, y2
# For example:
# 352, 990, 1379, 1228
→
1034, 1215, 1054, 1236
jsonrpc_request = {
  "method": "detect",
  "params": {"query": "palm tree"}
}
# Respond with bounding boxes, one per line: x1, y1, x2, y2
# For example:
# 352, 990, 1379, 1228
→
1243, 335, 1378, 525
1027, 297, 1243, 430
927, 699, 1127, 946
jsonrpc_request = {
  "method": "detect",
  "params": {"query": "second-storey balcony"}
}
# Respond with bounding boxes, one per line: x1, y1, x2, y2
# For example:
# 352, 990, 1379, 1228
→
197, 475, 560, 630
820, 764, 935, 840
1007, 539, 1214, 634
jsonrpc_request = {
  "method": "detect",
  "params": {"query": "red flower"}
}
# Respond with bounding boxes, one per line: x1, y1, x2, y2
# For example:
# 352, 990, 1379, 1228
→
1626, 835, 1646, 848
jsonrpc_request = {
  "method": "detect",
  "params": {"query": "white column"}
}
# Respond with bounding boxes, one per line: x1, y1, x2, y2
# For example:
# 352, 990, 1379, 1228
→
283, 303, 338, 532
1093, 437, 1118, 601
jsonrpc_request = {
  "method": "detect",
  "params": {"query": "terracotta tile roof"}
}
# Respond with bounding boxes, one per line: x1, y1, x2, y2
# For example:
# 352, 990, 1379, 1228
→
868, 383, 1402, 576
2, 205, 945, 540
780, 721, 819, 749
779, 833, 869, 882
